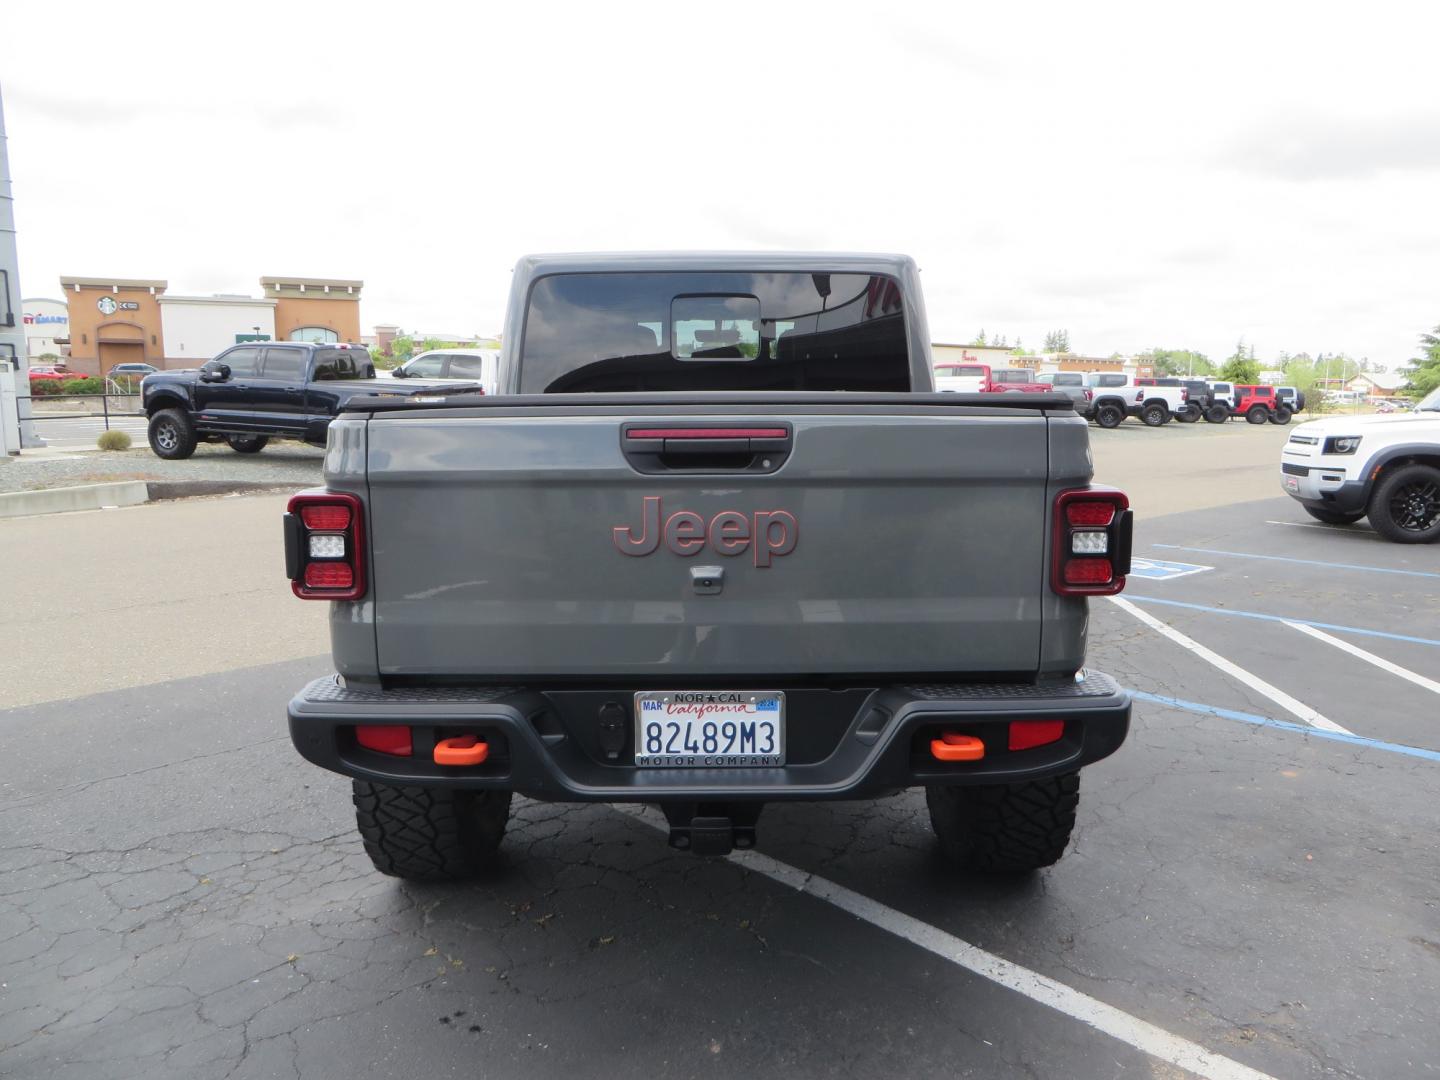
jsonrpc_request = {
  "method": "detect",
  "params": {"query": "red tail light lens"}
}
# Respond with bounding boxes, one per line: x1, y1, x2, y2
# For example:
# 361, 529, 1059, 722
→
301, 505, 351, 530
1052, 487, 1131, 596
286, 491, 365, 600
304, 562, 355, 589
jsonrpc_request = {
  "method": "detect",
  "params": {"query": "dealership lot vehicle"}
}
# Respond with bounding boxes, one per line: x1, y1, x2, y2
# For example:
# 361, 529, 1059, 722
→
1280, 384, 1440, 541
285, 253, 1134, 880
141, 341, 462, 459
932, 360, 1053, 394
388, 347, 499, 393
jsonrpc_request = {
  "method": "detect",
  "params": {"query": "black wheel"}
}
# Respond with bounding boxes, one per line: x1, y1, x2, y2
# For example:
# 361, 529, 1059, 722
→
925, 773, 1080, 873
1176, 404, 1201, 423
226, 434, 269, 453
352, 781, 512, 881
1245, 405, 1268, 425
1094, 402, 1124, 429
1204, 404, 1229, 423
1367, 464, 1440, 544
1303, 505, 1365, 525
147, 408, 197, 460
1140, 402, 1167, 426
1269, 406, 1293, 425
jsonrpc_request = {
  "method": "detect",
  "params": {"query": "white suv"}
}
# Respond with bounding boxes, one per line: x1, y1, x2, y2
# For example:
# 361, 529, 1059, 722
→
1280, 386, 1440, 542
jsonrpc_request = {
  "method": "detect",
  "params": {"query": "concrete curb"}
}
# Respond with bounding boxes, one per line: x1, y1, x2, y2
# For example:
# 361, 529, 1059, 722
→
0, 481, 151, 519
0, 480, 301, 519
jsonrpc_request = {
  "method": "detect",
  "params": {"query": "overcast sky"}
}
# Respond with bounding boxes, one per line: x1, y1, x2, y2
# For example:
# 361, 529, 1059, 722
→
4, 1, 1437, 368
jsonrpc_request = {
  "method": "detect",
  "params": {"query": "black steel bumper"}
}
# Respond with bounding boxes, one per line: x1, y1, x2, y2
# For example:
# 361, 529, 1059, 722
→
288, 672, 1131, 802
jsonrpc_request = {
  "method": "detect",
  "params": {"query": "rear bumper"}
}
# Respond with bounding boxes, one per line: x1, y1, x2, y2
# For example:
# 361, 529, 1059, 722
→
288, 672, 1131, 802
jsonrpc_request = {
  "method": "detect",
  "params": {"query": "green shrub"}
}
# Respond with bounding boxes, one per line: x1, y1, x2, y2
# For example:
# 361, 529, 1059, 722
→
59, 377, 104, 395
28, 379, 62, 396
97, 429, 133, 451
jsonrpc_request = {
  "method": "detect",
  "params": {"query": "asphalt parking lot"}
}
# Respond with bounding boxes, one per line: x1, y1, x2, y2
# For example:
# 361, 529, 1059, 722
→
2, 421, 1437, 1079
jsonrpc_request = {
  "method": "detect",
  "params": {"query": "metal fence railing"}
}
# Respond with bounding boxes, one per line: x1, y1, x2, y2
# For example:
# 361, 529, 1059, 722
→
18, 389, 144, 432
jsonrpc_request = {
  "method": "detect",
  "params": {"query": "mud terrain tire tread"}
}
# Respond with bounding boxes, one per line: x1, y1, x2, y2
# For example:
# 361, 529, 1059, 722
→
352, 781, 511, 881
926, 772, 1080, 873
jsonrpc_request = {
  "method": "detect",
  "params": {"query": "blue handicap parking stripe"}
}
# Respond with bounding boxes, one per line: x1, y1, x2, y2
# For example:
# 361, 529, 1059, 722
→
1128, 557, 1213, 581
1152, 544, 1440, 580
1131, 689, 1440, 764
1119, 595, 1440, 648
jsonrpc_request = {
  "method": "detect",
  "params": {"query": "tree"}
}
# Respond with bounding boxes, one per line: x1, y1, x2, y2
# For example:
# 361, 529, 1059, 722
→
1403, 324, 1440, 397
972, 329, 987, 346
1219, 357, 1262, 383
391, 335, 416, 362
1144, 348, 1213, 376
1056, 330, 1070, 353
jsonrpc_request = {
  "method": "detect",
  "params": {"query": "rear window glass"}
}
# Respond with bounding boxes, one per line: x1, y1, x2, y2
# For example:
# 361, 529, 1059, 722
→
448, 355, 484, 378
520, 272, 909, 393
312, 349, 364, 379
935, 364, 985, 377
1085, 373, 1128, 388
992, 369, 1030, 383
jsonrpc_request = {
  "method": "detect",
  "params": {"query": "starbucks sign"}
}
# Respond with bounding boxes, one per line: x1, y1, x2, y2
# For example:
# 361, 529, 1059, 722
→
96, 297, 141, 315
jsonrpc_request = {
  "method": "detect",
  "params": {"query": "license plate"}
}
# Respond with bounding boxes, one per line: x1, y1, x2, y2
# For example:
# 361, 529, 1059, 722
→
633, 691, 785, 767
1284, 475, 1300, 492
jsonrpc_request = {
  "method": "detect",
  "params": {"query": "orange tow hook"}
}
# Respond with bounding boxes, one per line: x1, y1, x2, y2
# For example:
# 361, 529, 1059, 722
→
434, 735, 488, 766
930, 732, 985, 762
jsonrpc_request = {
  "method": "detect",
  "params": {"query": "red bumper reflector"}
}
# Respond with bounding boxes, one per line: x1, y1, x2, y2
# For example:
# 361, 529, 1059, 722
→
1008, 720, 1065, 751
304, 562, 355, 589
355, 725, 412, 756
930, 732, 985, 762
301, 504, 352, 530
1065, 501, 1116, 527
1063, 557, 1114, 585
434, 735, 489, 766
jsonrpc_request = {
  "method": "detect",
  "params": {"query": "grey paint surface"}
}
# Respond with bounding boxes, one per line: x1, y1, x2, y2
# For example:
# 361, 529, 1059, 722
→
357, 406, 1083, 679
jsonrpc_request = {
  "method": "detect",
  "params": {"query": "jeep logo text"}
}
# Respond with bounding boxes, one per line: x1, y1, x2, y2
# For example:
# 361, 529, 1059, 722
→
613, 496, 798, 567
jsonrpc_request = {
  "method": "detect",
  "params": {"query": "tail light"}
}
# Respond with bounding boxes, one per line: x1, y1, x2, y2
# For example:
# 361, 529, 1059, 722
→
1052, 487, 1132, 596
1180, 389, 1189, 401
284, 490, 366, 600
1083, 389, 1094, 401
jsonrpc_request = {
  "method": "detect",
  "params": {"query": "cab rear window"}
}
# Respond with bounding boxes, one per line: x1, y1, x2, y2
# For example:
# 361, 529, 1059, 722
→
519, 272, 910, 393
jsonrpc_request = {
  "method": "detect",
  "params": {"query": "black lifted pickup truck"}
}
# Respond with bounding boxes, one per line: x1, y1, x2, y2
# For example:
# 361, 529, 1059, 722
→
141, 342, 459, 459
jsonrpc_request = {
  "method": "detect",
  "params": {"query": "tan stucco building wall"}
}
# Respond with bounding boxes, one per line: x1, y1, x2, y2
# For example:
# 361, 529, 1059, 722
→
60, 277, 167, 376
263, 277, 363, 343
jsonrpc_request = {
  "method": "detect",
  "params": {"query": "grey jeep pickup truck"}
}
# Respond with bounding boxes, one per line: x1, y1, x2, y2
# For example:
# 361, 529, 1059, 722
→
284, 253, 1133, 880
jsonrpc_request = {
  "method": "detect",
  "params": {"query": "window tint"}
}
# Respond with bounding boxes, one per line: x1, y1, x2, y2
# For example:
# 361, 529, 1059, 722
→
217, 347, 261, 377
261, 347, 306, 380
520, 272, 910, 393
1050, 372, 1083, 386
405, 354, 445, 378
448, 355, 484, 379
313, 349, 360, 380
993, 369, 1030, 383
935, 364, 985, 377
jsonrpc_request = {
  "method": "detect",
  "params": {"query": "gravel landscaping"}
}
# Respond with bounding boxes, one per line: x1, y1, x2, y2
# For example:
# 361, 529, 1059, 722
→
0, 443, 324, 494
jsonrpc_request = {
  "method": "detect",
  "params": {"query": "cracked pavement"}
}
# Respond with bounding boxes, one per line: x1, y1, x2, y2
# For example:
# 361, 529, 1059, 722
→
3, 457, 1438, 1078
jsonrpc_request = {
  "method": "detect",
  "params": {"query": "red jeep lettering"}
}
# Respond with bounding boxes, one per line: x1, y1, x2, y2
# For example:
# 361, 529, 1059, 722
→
613, 497, 798, 567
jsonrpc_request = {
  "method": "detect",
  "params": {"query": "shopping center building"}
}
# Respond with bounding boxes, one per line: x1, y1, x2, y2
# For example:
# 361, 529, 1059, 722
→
57, 275, 363, 375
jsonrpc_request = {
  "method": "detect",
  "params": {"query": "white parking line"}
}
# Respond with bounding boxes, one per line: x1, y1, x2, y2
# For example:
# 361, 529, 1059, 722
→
1264, 519, 1350, 532
1285, 621, 1440, 695
1107, 596, 1352, 734
615, 806, 1275, 1080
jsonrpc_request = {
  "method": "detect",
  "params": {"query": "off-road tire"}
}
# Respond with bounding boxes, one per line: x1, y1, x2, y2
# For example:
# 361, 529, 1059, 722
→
1303, 505, 1365, 525
1246, 405, 1269, 425
147, 408, 198, 460
352, 781, 512, 881
226, 434, 269, 453
1177, 403, 1201, 423
1094, 402, 1124, 429
1204, 404, 1229, 423
1269, 406, 1293, 425
925, 773, 1080, 873
1367, 463, 1440, 544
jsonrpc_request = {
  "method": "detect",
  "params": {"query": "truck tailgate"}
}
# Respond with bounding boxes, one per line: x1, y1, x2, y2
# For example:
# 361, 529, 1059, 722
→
364, 404, 1053, 679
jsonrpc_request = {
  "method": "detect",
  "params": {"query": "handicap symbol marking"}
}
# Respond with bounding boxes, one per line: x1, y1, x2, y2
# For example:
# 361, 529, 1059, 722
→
1128, 557, 1213, 581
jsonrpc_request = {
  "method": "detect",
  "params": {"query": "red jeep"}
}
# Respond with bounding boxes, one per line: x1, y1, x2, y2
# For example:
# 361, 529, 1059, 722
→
1232, 384, 1292, 425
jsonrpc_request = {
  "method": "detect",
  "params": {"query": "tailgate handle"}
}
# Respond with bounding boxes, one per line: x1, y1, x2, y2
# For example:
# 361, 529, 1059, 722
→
621, 424, 793, 474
